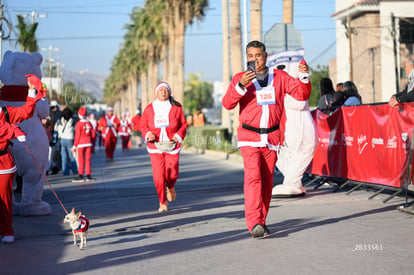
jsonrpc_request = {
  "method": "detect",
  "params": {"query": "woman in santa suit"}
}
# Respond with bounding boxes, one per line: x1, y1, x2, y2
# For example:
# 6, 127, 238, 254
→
140, 82, 188, 212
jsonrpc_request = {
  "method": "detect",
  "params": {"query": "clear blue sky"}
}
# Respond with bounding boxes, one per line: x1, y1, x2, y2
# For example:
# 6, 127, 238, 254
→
3, 0, 336, 82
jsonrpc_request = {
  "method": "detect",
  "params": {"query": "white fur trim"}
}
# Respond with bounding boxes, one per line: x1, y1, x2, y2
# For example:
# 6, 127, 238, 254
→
174, 133, 183, 144
155, 82, 172, 95
0, 166, 17, 174
28, 89, 36, 98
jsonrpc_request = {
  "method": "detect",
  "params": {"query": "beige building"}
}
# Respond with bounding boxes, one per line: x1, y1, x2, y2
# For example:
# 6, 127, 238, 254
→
331, 0, 414, 103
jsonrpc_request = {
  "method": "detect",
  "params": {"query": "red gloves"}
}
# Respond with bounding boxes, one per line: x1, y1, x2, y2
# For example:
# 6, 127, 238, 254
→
25, 74, 46, 101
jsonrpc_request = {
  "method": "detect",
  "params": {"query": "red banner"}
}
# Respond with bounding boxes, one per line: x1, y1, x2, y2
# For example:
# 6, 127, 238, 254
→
307, 103, 414, 188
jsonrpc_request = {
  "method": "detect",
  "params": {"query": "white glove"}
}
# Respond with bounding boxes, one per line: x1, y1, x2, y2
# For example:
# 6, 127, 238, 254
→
28, 89, 37, 98
17, 136, 26, 142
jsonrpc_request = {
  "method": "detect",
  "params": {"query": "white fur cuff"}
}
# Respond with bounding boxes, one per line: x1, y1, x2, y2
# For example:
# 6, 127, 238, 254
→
174, 133, 183, 144
28, 89, 36, 98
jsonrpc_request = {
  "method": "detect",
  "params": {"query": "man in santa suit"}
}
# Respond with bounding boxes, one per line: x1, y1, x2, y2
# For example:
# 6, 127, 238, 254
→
222, 40, 311, 238
98, 107, 120, 161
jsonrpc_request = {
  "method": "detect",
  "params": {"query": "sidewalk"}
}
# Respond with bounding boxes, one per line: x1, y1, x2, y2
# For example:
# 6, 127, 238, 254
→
1, 144, 414, 275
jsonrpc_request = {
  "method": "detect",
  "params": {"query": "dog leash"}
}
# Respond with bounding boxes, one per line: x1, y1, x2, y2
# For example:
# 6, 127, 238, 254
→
22, 142, 69, 214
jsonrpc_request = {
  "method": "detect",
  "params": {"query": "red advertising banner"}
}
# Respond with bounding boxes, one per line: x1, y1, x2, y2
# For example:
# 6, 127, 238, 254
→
307, 102, 414, 188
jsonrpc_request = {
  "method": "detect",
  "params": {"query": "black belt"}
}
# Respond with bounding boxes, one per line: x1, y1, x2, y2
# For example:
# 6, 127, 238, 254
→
242, 123, 279, 134
0, 148, 9, 156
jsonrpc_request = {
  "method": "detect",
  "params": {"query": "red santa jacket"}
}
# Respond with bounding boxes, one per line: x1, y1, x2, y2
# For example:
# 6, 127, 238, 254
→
118, 119, 132, 137
73, 119, 96, 149
98, 114, 120, 138
222, 68, 311, 150
0, 97, 36, 173
140, 103, 188, 154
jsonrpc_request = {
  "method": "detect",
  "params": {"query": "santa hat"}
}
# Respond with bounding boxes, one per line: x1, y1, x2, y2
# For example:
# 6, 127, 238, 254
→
78, 107, 87, 118
25, 74, 44, 93
107, 106, 114, 112
154, 82, 172, 95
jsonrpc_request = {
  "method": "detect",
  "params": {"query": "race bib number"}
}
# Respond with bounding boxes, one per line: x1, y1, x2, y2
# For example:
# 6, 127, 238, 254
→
154, 115, 169, 128
256, 86, 276, 105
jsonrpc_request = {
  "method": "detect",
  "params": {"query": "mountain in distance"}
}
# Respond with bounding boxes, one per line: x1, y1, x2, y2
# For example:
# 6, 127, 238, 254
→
62, 69, 106, 101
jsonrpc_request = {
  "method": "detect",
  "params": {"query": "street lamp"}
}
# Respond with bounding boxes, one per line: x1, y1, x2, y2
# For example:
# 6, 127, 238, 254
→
40, 46, 60, 98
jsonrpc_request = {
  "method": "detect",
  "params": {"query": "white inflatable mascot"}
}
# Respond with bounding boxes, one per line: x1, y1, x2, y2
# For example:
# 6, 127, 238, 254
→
267, 49, 318, 197
0, 51, 51, 215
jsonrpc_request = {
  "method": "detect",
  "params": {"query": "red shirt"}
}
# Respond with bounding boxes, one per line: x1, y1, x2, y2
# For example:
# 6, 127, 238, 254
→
131, 115, 141, 131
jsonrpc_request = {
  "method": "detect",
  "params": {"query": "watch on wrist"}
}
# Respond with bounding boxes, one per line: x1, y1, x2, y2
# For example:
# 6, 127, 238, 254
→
238, 82, 245, 89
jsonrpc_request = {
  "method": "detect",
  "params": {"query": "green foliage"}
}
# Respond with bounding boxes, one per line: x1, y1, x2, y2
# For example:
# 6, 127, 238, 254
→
16, 15, 39, 53
309, 65, 329, 107
184, 73, 214, 115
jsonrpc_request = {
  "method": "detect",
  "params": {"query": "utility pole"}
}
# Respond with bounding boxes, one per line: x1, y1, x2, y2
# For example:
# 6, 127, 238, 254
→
347, 15, 354, 82
41, 46, 60, 97
369, 47, 376, 102
391, 13, 400, 93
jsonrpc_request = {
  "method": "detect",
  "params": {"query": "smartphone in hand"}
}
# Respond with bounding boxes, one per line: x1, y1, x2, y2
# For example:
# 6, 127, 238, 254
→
247, 60, 256, 73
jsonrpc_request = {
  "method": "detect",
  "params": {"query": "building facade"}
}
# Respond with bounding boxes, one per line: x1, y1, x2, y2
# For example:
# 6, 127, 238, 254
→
331, 0, 414, 103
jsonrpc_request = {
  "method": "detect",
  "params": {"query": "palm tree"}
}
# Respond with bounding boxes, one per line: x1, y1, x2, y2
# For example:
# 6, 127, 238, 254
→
16, 15, 39, 53
221, 0, 232, 129
168, 0, 208, 106
229, 0, 243, 143
250, 0, 262, 41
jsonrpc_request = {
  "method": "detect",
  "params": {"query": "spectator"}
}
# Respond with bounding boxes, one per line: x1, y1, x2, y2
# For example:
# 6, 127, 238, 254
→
49, 100, 61, 174
342, 81, 362, 106
317, 77, 345, 114
222, 40, 311, 238
336, 82, 343, 92
42, 116, 53, 175
192, 108, 205, 127
131, 109, 143, 148
389, 54, 414, 107
55, 107, 78, 176
141, 82, 188, 212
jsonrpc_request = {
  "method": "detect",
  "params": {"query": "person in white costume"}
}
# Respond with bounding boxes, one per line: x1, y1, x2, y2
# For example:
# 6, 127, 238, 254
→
268, 49, 318, 197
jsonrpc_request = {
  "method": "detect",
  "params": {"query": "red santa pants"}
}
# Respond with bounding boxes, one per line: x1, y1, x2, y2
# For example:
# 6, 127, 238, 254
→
78, 147, 92, 175
120, 135, 130, 150
0, 172, 15, 237
240, 146, 277, 232
104, 135, 117, 159
149, 153, 179, 204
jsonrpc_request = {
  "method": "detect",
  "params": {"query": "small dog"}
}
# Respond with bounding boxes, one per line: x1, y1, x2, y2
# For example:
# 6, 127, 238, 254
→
63, 208, 90, 250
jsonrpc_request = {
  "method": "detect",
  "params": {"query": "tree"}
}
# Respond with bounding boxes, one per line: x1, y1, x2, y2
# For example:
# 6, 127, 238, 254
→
183, 73, 214, 115
309, 65, 329, 107
250, 0, 262, 41
229, 0, 243, 144
221, 0, 231, 129
16, 15, 39, 53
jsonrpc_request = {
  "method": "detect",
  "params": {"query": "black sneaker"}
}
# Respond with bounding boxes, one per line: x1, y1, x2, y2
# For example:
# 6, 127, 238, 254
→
251, 224, 265, 238
85, 175, 95, 182
72, 175, 84, 183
